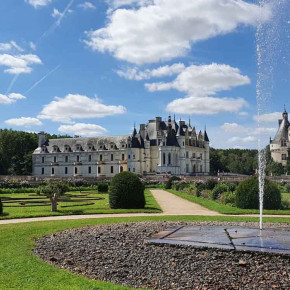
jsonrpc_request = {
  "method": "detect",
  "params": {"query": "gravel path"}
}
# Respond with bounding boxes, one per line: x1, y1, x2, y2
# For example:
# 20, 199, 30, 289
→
34, 221, 290, 289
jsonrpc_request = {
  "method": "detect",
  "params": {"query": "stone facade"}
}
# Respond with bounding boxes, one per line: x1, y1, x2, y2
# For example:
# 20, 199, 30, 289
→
33, 116, 210, 177
270, 107, 290, 166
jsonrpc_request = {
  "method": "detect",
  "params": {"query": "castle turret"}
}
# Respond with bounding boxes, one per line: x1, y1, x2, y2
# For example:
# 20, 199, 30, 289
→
38, 131, 46, 148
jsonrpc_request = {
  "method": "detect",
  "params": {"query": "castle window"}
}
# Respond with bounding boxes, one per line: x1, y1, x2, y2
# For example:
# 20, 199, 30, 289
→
77, 155, 80, 162
100, 154, 103, 161
51, 168, 55, 175
98, 166, 101, 174
41, 168, 44, 175
129, 168, 131, 171
65, 167, 68, 174
88, 166, 91, 174
200, 153, 203, 160
168, 153, 171, 165
89, 155, 92, 162
64, 145, 71, 152
192, 153, 196, 158
120, 166, 123, 172
65, 156, 68, 162
42, 157, 44, 163
183, 142, 185, 146
128, 155, 131, 159
111, 154, 114, 161
282, 154, 287, 161
200, 165, 203, 172
52, 146, 58, 152
186, 152, 189, 158
100, 145, 103, 149
163, 153, 166, 165
111, 144, 114, 149
53, 156, 57, 163
281, 140, 287, 147
122, 154, 125, 161
186, 164, 189, 173
111, 166, 114, 173
133, 168, 135, 172
75, 167, 78, 174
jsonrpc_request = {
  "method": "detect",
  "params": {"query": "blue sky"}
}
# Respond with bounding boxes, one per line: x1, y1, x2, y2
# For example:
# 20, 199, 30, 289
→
0, 0, 289, 149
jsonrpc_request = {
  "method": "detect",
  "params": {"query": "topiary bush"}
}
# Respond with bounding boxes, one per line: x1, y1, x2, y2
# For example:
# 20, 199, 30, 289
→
210, 183, 229, 200
236, 177, 281, 210
98, 183, 109, 193
109, 172, 145, 209
165, 176, 181, 189
205, 179, 218, 190
0, 197, 3, 215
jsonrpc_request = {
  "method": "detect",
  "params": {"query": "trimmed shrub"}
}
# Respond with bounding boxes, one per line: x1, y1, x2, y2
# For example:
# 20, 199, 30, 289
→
219, 191, 236, 205
210, 183, 229, 200
109, 172, 145, 209
205, 179, 218, 190
285, 183, 290, 193
165, 176, 181, 189
236, 177, 281, 210
0, 198, 3, 214
98, 183, 109, 193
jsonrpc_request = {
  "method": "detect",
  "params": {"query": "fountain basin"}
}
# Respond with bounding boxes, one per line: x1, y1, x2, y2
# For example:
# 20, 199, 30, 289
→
148, 226, 290, 255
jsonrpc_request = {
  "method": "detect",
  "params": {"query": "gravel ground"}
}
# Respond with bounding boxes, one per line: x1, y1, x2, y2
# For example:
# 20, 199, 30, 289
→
34, 222, 290, 289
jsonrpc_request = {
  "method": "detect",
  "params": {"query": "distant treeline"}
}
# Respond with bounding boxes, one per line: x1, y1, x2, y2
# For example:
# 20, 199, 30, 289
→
0, 129, 288, 176
0, 129, 70, 175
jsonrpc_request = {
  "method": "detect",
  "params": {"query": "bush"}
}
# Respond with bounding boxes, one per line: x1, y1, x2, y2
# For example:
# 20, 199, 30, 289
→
165, 176, 180, 189
236, 177, 281, 210
204, 179, 218, 190
196, 183, 206, 197
225, 182, 237, 192
0, 198, 3, 214
98, 183, 109, 193
109, 172, 145, 209
219, 191, 236, 205
285, 183, 290, 193
210, 183, 229, 200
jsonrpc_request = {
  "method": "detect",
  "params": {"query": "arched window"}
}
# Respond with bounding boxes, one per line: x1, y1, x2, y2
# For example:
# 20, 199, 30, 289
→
163, 153, 166, 165
168, 153, 171, 165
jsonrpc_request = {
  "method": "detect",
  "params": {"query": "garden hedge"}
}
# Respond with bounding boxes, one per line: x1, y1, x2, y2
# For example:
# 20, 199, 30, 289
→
236, 177, 281, 210
109, 172, 145, 209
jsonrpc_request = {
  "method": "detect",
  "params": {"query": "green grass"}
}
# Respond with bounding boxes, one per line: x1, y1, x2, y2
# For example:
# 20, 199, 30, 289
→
1, 215, 290, 289
169, 189, 290, 215
0, 190, 161, 220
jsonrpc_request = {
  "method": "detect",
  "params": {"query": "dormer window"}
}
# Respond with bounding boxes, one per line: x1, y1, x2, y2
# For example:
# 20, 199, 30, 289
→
281, 140, 287, 147
64, 145, 71, 152
100, 145, 103, 149
75, 144, 83, 152
52, 145, 59, 152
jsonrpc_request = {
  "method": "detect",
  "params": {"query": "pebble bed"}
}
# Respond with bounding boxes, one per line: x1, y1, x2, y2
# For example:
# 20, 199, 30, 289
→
34, 221, 290, 289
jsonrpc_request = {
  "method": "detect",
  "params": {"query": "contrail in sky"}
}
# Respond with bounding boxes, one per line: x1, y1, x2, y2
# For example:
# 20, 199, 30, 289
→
25, 64, 61, 95
6, 74, 19, 95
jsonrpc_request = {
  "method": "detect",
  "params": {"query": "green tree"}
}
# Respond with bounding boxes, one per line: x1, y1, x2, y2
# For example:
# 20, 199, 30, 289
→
41, 181, 69, 212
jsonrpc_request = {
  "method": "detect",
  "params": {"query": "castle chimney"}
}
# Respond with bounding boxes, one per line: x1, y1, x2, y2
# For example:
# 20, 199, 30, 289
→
38, 131, 46, 147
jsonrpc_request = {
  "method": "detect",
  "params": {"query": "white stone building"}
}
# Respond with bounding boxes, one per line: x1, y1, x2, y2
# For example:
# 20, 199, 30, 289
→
33, 116, 210, 177
270, 107, 290, 166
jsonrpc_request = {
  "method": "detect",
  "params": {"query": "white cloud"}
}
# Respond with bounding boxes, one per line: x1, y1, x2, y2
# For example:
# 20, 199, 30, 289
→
52, 8, 62, 18
228, 136, 257, 143
26, 0, 53, 8
0, 41, 23, 52
221, 122, 277, 135
0, 53, 42, 74
145, 63, 250, 95
221, 123, 248, 134
5, 117, 42, 127
253, 112, 281, 123
85, 0, 271, 64
116, 63, 185, 80
238, 111, 249, 116
51, 6, 73, 23
106, 0, 152, 10
38, 94, 126, 123
167, 96, 248, 115
79, 1, 96, 10
58, 123, 108, 137
0, 93, 26, 104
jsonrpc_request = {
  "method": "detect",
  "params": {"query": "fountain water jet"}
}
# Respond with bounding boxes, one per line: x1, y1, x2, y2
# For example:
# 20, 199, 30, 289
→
256, 0, 287, 230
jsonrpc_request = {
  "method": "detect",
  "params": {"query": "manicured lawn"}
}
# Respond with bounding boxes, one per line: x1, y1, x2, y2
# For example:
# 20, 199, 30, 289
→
169, 189, 290, 215
0, 190, 161, 220
1, 215, 290, 289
